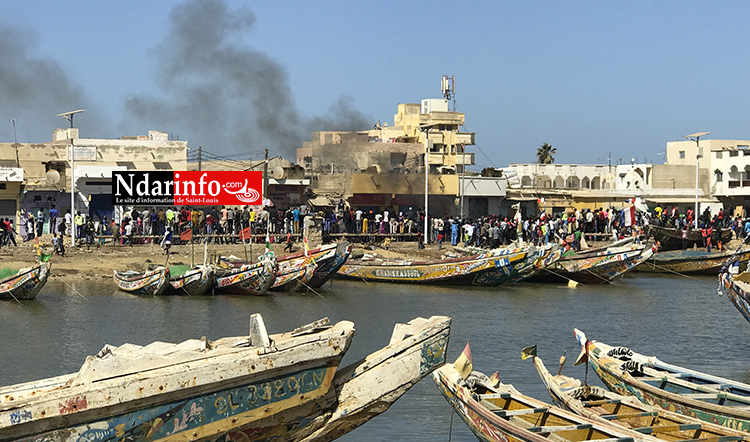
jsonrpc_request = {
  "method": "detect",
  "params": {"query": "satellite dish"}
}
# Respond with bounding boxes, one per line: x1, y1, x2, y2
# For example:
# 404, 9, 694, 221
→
46, 170, 61, 185
271, 166, 286, 179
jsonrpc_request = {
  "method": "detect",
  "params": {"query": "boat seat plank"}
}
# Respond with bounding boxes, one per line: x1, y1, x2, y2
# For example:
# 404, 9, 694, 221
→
681, 393, 726, 400
528, 424, 593, 433
583, 399, 621, 407
635, 423, 702, 434
601, 411, 658, 420
495, 407, 548, 417
479, 393, 512, 400
688, 437, 744, 442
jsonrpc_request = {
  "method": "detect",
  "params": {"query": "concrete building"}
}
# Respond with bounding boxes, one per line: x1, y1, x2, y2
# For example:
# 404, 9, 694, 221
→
0, 128, 187, 233
666, 139, 750, 215
297, 99, 485, 217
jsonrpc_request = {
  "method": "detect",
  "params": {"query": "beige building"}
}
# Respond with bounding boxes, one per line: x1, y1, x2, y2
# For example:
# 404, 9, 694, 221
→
297, 99, 481, 216
0, 128, 187, 233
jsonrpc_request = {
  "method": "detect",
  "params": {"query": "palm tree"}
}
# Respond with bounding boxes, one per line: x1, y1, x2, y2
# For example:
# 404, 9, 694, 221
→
536, 143, 556, 164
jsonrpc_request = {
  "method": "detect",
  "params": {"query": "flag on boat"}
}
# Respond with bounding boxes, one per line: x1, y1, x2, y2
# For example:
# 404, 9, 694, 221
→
240, 226, 253, 241
454, 342, 473, 379
621, 205, 636, 227
521, 345, 537, 360
573, 329, 589, 366
303, 236, 309, 256
489, 371, 500, 387
180, 229, 192, 241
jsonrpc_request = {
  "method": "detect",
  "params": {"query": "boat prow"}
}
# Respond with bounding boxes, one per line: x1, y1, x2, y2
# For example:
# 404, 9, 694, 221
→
0, 261, 51, 301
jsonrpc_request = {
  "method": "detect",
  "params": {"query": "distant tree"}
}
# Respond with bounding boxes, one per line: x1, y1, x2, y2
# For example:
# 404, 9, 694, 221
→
536, 143, 556, 164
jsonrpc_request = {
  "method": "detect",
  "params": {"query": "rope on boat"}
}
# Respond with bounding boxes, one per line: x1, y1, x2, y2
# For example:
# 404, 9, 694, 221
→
582, 267, 621, 285
640, 262, 703, 281
539, 266, 587, 287
718, 236, 750, 297
61, 280, 89, 301
7, 290, 22, 305
448, 407, 454, 442
297, 279, 327, 300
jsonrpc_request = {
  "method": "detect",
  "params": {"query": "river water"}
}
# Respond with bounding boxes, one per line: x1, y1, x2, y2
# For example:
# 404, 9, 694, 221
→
1, 273, 748, 441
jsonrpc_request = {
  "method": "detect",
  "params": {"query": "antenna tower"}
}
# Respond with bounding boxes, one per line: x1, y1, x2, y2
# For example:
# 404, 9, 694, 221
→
441, 75, 456, 110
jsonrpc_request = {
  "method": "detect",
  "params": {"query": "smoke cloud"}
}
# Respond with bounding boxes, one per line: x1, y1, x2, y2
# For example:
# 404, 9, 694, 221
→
125, 0, 371, 158
0, 25, 108, 142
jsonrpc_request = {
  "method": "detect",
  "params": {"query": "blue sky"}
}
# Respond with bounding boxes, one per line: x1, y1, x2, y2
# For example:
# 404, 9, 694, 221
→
2, 1, 749, 169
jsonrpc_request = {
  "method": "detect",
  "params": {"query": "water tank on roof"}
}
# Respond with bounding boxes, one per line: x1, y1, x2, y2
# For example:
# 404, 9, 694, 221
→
421, 99, 449, 114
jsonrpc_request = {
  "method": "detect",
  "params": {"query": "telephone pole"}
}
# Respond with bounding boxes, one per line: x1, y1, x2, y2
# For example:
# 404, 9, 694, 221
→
198, 146, 202, 171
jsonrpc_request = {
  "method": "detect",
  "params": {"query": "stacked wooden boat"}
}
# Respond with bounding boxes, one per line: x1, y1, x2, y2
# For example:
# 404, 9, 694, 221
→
530, 353, 750, 441
432, 345, 747, 442
636, 249, 750, 275
336, 243, 547, 286
0, 313, 451, 441
573, 329, 750, 432
528, 242, 657, 284
648, 225, 734, 251
0, 261, 52, 301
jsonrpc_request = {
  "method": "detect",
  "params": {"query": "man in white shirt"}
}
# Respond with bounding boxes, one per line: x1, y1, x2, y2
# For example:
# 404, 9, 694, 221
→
355, 209, 363, 233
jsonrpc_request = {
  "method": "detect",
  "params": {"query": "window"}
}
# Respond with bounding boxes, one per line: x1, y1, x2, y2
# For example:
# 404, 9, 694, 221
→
116, 161, 136, 169
679, 151, 685, 159
730, 151, 739, 157
716, 152, 723, 159
0, 183, 5, 190
153, 162, 172, 170
715, 170, 723, 182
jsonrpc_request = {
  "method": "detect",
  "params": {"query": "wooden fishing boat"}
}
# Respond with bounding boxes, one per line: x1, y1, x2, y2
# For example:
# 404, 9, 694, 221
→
0, 314, 450, 442
432, 347, 675, 442
271, 246, 339, 292
113, 266, 170, 296
307, 241, 352, 288
528, 243, 657, 284
336, 246, 533, 286
214, 254, 276, 296
719, 269, 750, 324
647, 225, 733, 252
0, 261, 52, 301
530, 353, 750, 441
168, 264, 215, 296
635, 249, 750, 275
574, 329, 750, 432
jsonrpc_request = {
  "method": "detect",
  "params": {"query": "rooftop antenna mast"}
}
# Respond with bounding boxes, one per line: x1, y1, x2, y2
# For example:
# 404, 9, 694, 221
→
441, 75, 455, 111
57, 109, 86, 248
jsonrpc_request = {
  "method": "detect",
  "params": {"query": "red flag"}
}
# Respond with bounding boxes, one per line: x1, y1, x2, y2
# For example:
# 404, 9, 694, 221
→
180, 229, 192, 241
240, 226, 253, 241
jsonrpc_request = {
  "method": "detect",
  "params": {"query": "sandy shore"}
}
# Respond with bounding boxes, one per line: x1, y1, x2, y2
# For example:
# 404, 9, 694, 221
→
0, 235, 453, 281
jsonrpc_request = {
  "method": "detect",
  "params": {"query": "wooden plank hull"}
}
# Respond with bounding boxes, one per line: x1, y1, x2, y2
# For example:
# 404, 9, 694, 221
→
577, 330, 750, 433
1, 315, 451, 442
308, 242, 352, 288
272, 244, 339, 292
0, 262, 51, 301
113, 267, 170, 296
530, 245, 656, 284
169, 265, 214, 296
214, 257, 276, 296
648, 225, 733, 251
336, 247, 533, 286
1, 317, 355, 441
635, 250, 750, 275
720, 272, 750, 324
531, 355, 750, 441
433, 362, 658, 442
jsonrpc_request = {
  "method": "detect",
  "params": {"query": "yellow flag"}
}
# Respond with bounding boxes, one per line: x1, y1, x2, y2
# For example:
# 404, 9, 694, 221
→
454, 342, 473, 379
521, 345, 537, 360
489, 371, 500, 387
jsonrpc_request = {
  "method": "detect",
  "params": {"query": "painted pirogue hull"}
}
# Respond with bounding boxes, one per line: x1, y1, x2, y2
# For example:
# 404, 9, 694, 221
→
169, 265, 214, 296
432, 363, 653, 442
505, 244, 564, 284
529, 245, 656, 284
272, 244, 340, 292
214, 257, 276, 295
336, 251, 526, 286
308, 241, 352, 288
635, 249, 750, 275
720, 272, 750, 324
113, 266, 170, 296
531, 355, 750, 441
271, 316, 451, 442
648, 225, 733, 251
0, 317, 355, 441
577, 329, 750, 433
0, 262, 51, 301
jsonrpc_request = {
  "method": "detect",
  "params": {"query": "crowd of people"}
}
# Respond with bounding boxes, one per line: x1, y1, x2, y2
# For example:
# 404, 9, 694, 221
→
10, 202, 750, 255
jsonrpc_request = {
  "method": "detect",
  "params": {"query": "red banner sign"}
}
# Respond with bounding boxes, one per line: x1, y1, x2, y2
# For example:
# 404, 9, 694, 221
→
113, 171, 263, 206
